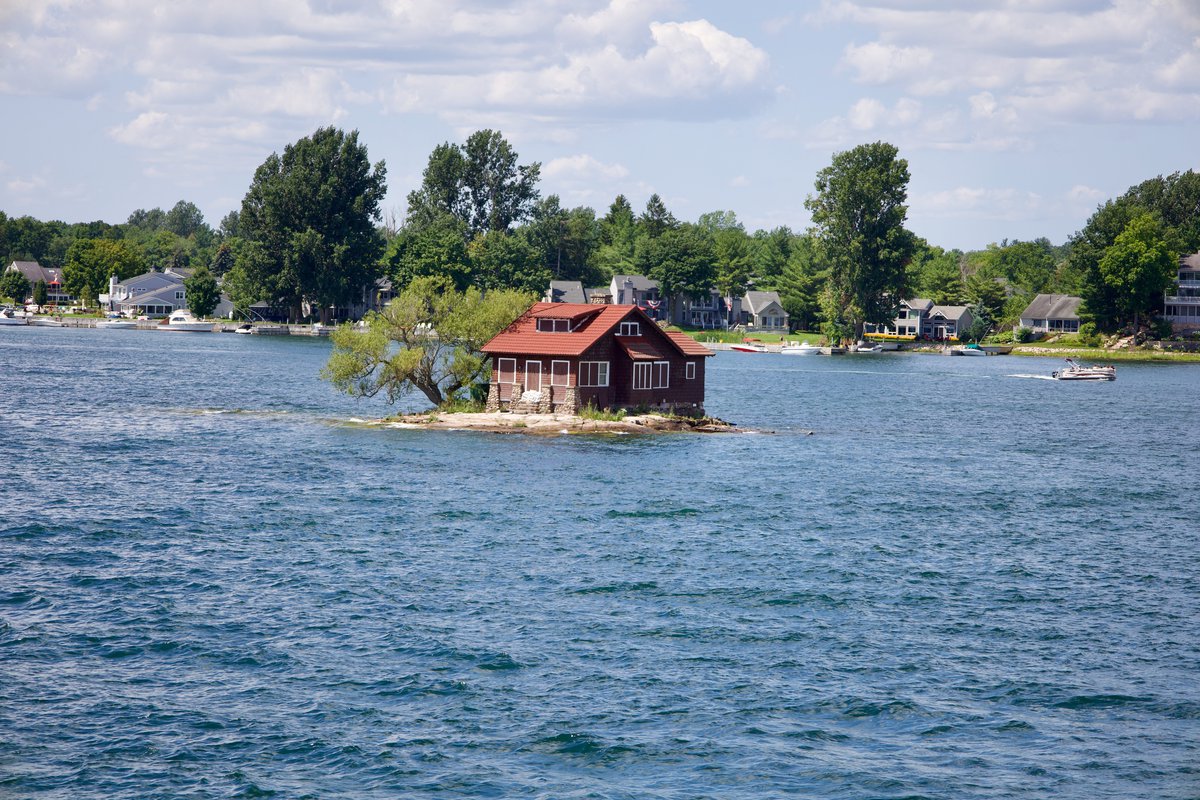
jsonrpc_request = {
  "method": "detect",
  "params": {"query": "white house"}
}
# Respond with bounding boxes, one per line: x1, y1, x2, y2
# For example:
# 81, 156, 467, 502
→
1018, 294, 1082, 334
1164, 252, 1200, 332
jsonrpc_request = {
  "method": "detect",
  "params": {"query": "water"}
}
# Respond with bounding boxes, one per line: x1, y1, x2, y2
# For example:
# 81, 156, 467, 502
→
2, 327, 1198, 799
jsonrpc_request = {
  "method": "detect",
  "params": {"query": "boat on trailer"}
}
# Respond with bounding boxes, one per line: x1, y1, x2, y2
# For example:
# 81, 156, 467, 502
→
1052, 358, 1116, 381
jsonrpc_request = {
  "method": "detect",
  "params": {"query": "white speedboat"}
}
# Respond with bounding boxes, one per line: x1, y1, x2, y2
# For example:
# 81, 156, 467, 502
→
951, 344, 988, 356
852, 342, 883, 354
30, 317, 66, 327
1052, 359, 1116, 381
729, 341, 768, 353
780, 341, 821, 355
0, 307, 29, 325
97, 318, 137, 329
158, 310, 213, 332
233, 323, 254, 334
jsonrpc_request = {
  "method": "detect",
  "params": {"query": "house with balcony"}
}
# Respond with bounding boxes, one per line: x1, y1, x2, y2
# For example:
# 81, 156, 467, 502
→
1017, 294, 1082, 334
5, 260, 73, 307
673, 289, 727, 329
611, 275, 667, 321
922, 305, 973, 340
1164, 252, 1200, 332
863, 298, 933, 339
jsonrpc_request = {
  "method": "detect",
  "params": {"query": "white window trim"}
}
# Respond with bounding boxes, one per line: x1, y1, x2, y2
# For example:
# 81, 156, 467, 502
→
550, 359, 570, 387
653, 360, 669, 389
617, 321, 641, 337
496, 357, 517, 383
579, 360, 609, 387
685, 361, 696, 380
633, 361, 652, 390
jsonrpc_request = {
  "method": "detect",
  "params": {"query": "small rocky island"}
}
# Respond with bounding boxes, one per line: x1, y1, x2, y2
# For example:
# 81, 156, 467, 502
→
373, 411, 744, 435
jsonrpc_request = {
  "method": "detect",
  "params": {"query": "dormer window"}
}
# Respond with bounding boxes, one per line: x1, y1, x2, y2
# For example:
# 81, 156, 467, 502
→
617, 321, 641, 337
536, 318, 572, 333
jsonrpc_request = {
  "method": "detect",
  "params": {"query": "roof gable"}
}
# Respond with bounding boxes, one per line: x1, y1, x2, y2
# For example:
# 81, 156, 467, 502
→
483, 302, 713, 358
1021, 293, 1081, 320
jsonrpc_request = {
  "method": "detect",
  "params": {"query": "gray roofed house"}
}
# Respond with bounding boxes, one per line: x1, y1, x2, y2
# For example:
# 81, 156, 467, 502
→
1018, 293, 1082, 334
922, 305, 974, 340
610, 274, 667, 320
739, 290, 788, 331
545, 280, 587, 304
6, 260, 73, 305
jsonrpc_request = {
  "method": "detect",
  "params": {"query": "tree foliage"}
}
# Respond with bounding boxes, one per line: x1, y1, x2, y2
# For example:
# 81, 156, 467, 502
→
1096, 212, 1176, 330
237, 126, 387, 322
185, 266, 221, 318
61, 238, 144, 299
406, 130, 540, 238
323, 277, 534, 407
0, 269, 30, 303
805, 141, 915, 343
635, 224, 716, 300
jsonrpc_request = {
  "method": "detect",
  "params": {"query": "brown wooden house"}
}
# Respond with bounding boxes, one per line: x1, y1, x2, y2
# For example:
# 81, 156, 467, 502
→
482, 302, 714, 415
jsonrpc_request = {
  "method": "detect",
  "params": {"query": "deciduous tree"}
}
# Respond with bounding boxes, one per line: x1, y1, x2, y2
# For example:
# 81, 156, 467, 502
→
185, 266, 221, 318
805, 141, 916, 343
238, 127, 387, 322
1097, 212, 1176, 331
323, 276, 533, 407
61, 238, 144, 299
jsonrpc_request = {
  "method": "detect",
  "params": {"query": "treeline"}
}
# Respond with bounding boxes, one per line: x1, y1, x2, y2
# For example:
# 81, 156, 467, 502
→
3, 125, 1198, 333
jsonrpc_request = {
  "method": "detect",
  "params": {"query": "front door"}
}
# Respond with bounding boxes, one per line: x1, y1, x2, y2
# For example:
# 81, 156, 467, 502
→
525, 360, 542, 392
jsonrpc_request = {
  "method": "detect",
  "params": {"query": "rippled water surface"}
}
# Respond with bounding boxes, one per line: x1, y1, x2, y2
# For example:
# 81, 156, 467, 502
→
3, 327, 1198, 799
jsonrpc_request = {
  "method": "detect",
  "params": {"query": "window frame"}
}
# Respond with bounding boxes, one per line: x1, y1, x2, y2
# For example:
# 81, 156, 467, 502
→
685, 361, 696, 380
550, 360, 570, 387
496, 357, 517, 384
633, 361, 652, 390
578, 360, 609, 387
617, 321, 641, 337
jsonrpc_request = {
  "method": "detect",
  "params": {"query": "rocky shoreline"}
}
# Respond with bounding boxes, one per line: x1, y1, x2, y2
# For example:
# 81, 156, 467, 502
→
373, 411, 748, 435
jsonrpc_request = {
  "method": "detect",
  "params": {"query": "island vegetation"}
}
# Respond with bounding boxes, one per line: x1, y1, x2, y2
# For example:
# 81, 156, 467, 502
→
4, 128, 1200, 394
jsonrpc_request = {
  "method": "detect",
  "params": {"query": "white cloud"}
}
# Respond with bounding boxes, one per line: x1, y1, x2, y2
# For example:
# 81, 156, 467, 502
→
543, 154, 630, 181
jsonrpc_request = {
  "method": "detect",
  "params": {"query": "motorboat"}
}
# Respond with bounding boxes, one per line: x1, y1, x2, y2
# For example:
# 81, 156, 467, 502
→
780, 341, 821, 356
30, 317, 66, 327
852, 341, 884, 354
0, 307, 29, 325
951, 343, 988, 356
730, 340, 768, 353
1052, 359, 1116, 381
158, 310, 213, 332
233, 323, 254, 334
96, 318, 137, 329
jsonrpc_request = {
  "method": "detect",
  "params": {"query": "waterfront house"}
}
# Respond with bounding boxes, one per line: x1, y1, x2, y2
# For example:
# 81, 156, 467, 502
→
1018, 293, 1082, 334
1164, 252, 1200, 333
674, 289, 727, 329
922, 305, 973, 340
864, 298, 932, 339
105, 267, 233, 318
5, 260, 73, 307
611, 275, 668, 321
545, 281, 587, 304
482, 302, 714, 415
738, 291, 788, 332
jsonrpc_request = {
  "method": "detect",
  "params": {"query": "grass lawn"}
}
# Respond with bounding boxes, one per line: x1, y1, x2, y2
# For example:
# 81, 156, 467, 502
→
673, 327, 823, 344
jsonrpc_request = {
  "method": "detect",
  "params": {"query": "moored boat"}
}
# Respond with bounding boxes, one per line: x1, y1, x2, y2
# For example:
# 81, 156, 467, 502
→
0, 307, 29, 325
730, 339, 768, 353
96, 318, 137, 329
951, 343, 988, 356
158, 310, 214, 332
780, 341, 821, 356
1051, 358, 1116, 381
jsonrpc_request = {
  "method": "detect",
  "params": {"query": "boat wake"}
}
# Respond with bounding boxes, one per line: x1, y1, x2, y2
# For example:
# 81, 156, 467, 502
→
1007, 374, 1057, 381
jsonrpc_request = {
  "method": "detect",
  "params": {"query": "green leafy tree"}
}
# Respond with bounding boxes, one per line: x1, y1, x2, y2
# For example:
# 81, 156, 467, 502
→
61, 238, 144, 299
468, 230, 549, 294
964, 262, 1007, 324
1096, 212, 1177, 331
33, 280, 48, 308
805, 141, 916, 343
522, 196, 602, 284
184, 266, 221, 318
0, 269, 30, 304
748, 227, 794, 290
210, 242, 236, 276
238, 126, 387, 322
407, 130, 540, 238
635, 224, 716, 301
594, 195, 638, 278
383, 213, 472, 291
323, 276, 533, 407
699, 211, 753, 298
911, 242, 964, 305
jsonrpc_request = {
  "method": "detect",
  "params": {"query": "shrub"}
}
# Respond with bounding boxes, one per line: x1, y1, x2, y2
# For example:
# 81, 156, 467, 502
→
1078, 322, 1102, 348
1148, 317, 1173, 341
1014, 326, 1035, 343
579, 403, 626, 422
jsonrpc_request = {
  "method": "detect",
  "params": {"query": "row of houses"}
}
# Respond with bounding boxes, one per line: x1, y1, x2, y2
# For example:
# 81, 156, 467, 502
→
545, 275, 790, 332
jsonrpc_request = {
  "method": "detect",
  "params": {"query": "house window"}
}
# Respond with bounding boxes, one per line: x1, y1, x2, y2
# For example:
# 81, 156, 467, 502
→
653, 361, 669, 389
496, 358, 517, 383
536, 318, 571, 332
617, 321, 640, 336
633, 362, 652, 389
685, 361, 696, 380
176, 291, 184, 300
551, 360, 570, 386
579, 361, 609, 387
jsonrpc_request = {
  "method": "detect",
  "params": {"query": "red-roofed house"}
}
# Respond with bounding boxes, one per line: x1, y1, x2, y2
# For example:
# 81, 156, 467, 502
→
482, 303, 715, 416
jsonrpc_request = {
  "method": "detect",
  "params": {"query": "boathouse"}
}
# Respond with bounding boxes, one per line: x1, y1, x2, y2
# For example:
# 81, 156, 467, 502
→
482, 302, 714, 416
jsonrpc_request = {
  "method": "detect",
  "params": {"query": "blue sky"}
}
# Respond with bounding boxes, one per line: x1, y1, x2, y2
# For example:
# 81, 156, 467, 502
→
2, 0, 1198, 251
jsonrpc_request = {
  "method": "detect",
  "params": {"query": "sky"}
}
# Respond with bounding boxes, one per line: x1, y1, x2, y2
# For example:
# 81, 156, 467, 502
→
2, 0, 1198, 251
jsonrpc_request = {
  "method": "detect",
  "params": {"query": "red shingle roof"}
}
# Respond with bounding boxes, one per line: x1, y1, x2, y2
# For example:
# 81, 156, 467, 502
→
617, 337, 667, 361
483, 302, 714, 358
